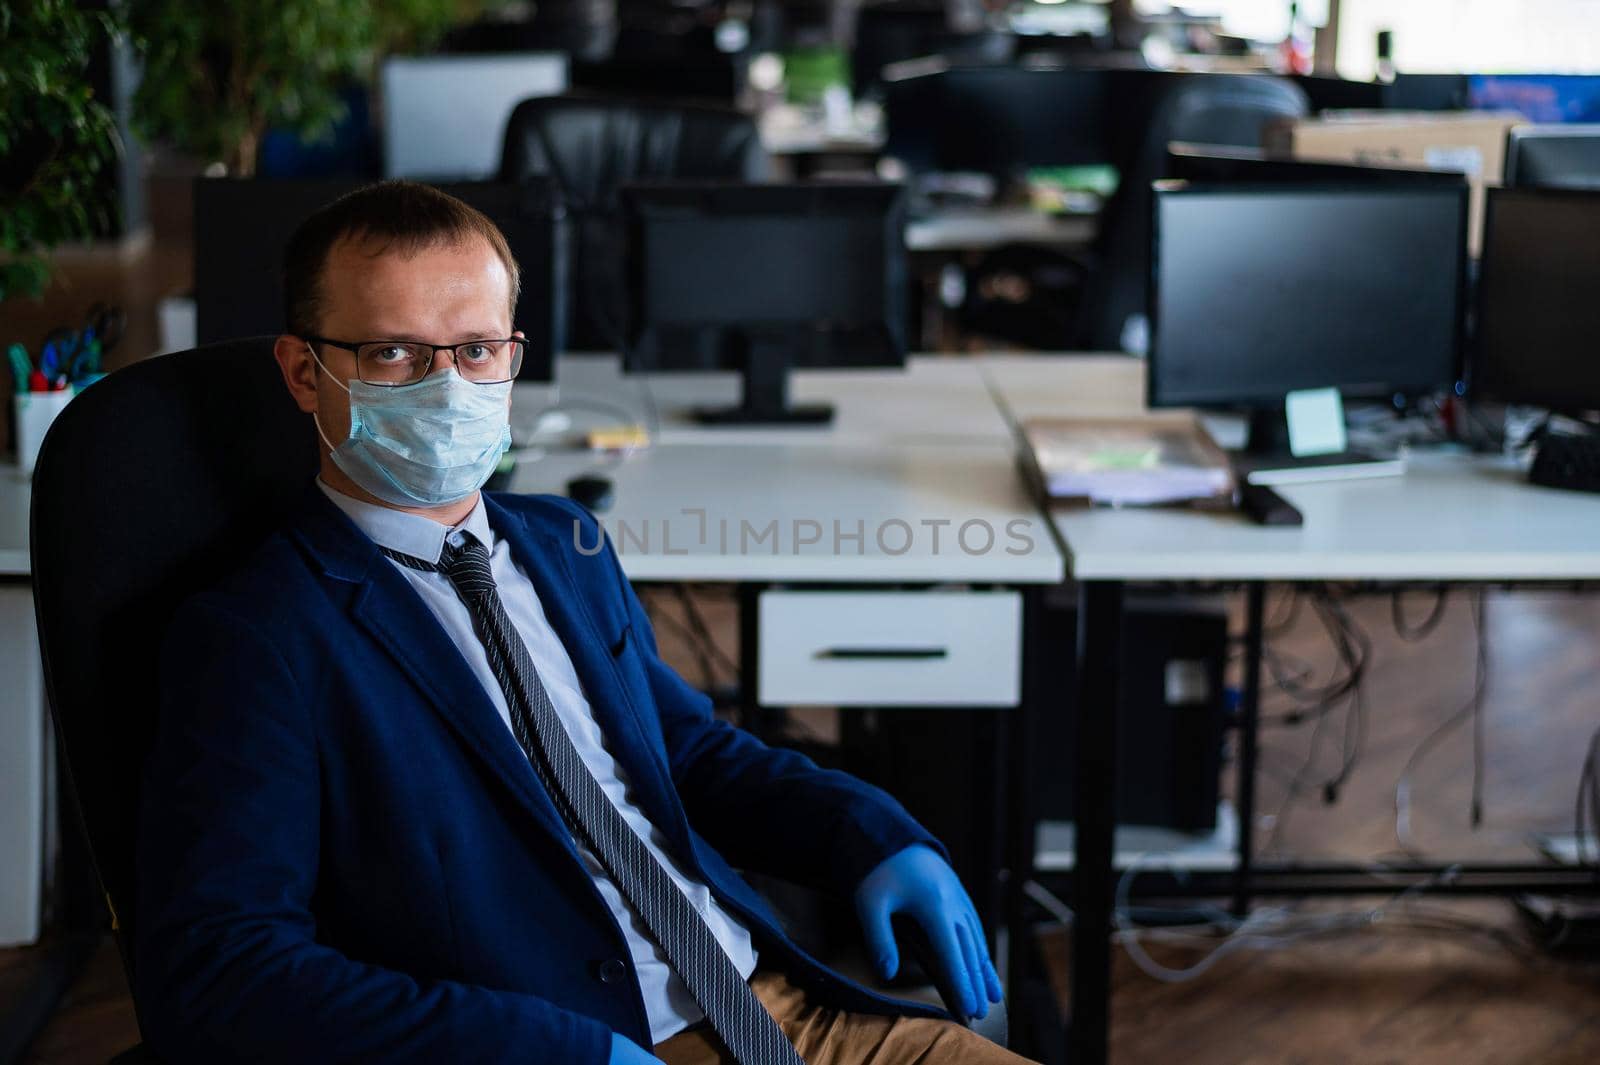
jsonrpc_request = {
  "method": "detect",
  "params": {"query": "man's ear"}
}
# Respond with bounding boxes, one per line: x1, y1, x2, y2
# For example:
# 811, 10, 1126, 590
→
274, 334, 320, 415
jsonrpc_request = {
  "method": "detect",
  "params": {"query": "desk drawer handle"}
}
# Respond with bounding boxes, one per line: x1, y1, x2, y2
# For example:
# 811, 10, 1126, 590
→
812, 647, 949, 661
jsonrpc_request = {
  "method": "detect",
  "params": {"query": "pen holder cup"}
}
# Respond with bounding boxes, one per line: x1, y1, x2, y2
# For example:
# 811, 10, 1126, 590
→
14, 391, 75, 476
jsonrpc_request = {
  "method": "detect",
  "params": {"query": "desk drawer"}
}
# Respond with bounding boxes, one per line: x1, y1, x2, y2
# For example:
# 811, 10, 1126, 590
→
757, 590, 1021, 707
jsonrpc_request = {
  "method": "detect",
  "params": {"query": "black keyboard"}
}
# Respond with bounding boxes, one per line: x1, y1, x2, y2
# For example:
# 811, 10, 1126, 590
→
1529, 432, 1600, 493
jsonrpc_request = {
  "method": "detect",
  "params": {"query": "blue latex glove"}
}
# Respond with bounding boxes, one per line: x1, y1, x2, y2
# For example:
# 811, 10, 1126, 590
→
854, 843, 1003, 1022
609, 1032, 664, 1064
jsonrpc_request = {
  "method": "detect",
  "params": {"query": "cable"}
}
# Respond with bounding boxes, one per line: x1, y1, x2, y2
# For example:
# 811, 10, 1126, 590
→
1394, 590, 1489, 858
1577, 726, 1600, 867
640, 589, 717, 691
1391, 586, 1450, 641
673, 584, 740, 679
1107, 855, 1475, 984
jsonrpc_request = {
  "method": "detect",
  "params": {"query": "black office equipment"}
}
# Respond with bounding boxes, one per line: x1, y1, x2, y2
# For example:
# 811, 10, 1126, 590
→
498, 96, 769, 351
619, 181, 909, 425
1291, 73, 1386, 113
193, 178, 565, 382
851, 3, 1013, 99
1472, 187, 1600, 413
1238, 482, 1304, 526
1166, 144, 1471, 187
565, 474, 615, 511
1080, 73, 1309, 352
1473, 186, 1600, 496
1529, 433, 1600, 494
932, 65, 1117, 175
1149, 181, 1469, 474
1505, 125, 1600, 189
1035, 595, 1230, 833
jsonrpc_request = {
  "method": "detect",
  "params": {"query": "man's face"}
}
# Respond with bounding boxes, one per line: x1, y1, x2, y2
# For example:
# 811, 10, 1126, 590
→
278, 235, 517, 448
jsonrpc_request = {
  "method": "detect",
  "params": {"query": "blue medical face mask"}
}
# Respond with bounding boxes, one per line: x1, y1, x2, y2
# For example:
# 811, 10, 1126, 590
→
309, 344, 512, 507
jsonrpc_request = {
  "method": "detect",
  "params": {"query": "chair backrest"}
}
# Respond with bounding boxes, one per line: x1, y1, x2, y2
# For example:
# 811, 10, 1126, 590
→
29, 338, 317, 983
1078, 74, 1309, 352
498, 94, 770, 349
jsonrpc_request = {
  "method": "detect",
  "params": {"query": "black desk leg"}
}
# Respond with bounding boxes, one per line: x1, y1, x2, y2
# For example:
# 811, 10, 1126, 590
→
1005, 588, 1043, 1018
1070, 581, 1123, 1065
737, 582, 766, 740
1233, 583, 1267, 917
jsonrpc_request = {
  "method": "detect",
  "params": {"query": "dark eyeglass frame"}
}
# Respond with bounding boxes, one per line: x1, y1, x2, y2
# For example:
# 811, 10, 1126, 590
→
304, 335, 525, 386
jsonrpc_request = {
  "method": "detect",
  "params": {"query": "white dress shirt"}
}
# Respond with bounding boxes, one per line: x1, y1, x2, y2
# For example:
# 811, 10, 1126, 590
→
318, 482, 758, 1044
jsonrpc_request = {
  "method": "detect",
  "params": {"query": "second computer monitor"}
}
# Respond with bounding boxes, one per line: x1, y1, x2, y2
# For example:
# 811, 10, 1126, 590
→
1505, 125, 1600, 189
620, 181, 909, 425
1472, 187, 1600, 412
1149, 182, 1468, 439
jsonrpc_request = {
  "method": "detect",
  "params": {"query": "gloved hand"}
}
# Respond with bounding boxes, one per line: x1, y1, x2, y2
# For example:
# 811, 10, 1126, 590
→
609, 1032, 665, 1064
854, 843, 1003, 1022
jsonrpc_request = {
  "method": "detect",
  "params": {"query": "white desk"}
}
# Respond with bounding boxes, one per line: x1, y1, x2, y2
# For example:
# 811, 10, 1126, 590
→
0, 468, 44, 947
509, 440, 1061, 585
980, 354, 1600, 581
522, 353, 1018, 448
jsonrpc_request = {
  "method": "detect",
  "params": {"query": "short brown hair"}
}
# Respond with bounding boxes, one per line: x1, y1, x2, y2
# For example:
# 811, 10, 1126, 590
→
281, 180, 521, 337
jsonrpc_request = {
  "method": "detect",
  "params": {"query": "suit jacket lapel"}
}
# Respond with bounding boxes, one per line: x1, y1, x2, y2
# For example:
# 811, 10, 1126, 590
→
288, 489, 584, 860
486, 497, 695, 857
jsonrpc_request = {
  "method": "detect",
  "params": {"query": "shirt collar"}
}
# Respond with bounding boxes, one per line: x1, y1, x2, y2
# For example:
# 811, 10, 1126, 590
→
317, 479, 494, 565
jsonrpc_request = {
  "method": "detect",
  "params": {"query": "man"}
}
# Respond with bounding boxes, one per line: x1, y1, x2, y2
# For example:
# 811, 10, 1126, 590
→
136, 180, 1034, 1065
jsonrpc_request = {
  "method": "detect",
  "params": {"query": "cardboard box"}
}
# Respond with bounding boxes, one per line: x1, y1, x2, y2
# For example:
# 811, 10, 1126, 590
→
1263, 110, 1523, 253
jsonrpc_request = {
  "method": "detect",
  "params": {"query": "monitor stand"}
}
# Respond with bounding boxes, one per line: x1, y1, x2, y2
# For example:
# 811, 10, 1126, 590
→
1230, 410, 1403, 486
692, 334, 834, 426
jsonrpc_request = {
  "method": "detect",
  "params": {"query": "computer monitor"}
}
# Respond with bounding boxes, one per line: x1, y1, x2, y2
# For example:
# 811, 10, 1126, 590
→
1150, 181, 1468, 457
619, 181, 908, 425
910, 65, 1115, 176
193, 178, 566, 382
1165, 144, 1471, 187
1505, 125, 1600, 189
1472, 187, 1600, 413
883, 62, 1107, 177
851, 7, 1012, 99
380, 54, 567, 180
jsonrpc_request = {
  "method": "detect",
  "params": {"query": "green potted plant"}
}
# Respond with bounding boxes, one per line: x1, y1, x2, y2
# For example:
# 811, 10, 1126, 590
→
125, 0, 497, 176
0, 1, 119, 302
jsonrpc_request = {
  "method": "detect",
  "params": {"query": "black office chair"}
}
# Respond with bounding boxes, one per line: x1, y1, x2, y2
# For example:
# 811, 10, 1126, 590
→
1078, 73, 1309, 352
30, 339, 317, 1063
498, 94, 770, 350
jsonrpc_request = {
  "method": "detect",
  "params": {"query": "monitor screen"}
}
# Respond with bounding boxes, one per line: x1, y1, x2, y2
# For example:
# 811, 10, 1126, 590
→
1473, 188, 1600, 412
193, 178, 565, 382
1505, 126, 1600, 189
1149, 183, 1468, 408
381, 54, 567, 180
620, 181, 908, 372
934, 66, 1115, 172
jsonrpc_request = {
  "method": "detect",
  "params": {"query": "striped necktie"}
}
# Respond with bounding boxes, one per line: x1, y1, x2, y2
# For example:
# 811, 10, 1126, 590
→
382, 535, 803, 1065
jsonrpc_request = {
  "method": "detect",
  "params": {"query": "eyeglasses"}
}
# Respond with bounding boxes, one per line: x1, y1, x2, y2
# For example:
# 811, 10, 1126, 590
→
305, 336, 525, 387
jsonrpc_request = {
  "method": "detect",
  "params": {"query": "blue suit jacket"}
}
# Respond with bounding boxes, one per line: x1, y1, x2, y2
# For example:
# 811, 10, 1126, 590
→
135, 488, 946, 1064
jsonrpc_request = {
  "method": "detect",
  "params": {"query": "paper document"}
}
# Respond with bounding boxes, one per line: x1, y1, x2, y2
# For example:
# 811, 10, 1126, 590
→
1019, 414, 1235, 507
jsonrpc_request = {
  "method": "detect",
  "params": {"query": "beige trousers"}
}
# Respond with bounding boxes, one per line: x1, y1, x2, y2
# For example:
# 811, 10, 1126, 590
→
653, 969, 1039, 1065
